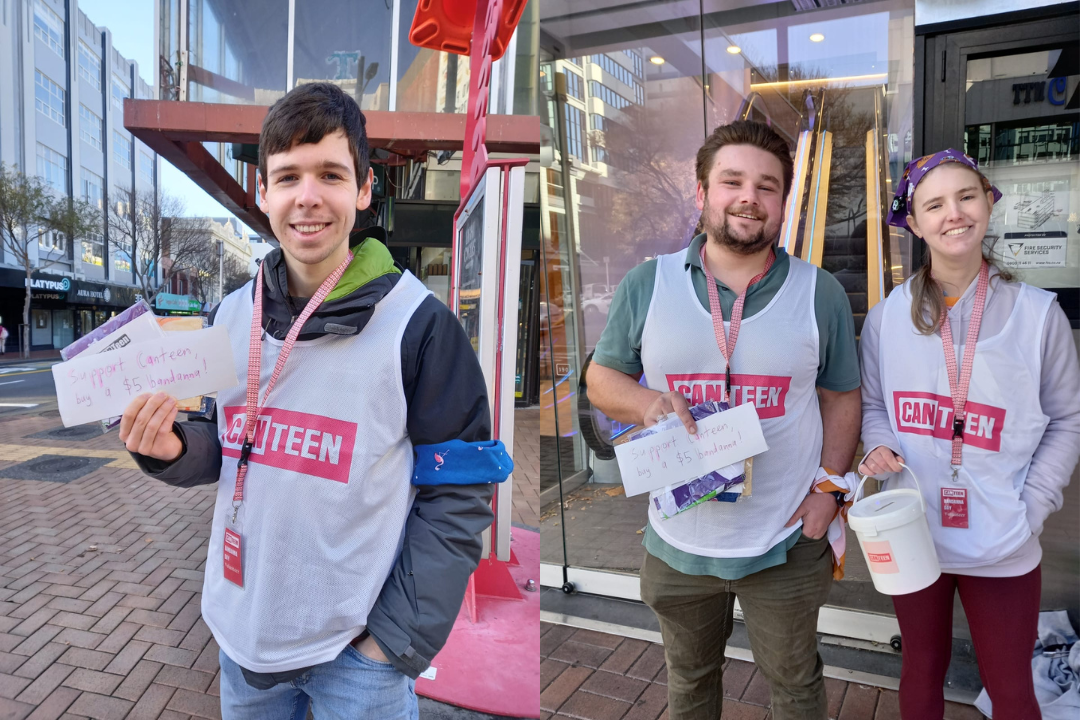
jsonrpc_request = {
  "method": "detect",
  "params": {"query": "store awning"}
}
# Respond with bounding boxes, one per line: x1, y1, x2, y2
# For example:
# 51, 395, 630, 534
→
124, 100, 542, 239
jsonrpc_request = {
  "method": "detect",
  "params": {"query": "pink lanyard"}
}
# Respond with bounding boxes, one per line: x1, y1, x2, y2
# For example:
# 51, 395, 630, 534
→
231, 252, 353, 523
698, 243, 775, 403
937, 262, 989, 477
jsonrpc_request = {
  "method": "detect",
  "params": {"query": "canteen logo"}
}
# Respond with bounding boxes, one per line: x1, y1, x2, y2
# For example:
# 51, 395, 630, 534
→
892, 391, 1005, 452
221, 406, 357, 484
666, 373, 791, 419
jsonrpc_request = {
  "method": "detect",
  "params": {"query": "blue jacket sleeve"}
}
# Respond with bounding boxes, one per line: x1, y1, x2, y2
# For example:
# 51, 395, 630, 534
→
366, 295, 497, 679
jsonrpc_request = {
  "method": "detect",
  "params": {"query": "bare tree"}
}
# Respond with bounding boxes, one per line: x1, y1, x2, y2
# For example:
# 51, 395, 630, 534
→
0, 163, 100, 357
221, 253, 254, 297
108, 189, 205, 304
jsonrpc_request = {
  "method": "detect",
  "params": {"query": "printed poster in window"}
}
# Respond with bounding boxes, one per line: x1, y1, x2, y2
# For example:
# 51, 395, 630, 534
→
989, 177, 1070, 269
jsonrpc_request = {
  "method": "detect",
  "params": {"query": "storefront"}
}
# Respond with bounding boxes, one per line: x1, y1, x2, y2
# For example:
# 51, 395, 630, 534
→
155, 293, 204, 315
0, 269, 145, 352
71, 280, 140, 341
539, 0, 1078, 643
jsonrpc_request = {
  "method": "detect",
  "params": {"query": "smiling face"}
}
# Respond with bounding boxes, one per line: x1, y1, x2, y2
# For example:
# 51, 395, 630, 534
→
906, 163, 995, 264
258, 129, 373, 272
696, 144, 786, 255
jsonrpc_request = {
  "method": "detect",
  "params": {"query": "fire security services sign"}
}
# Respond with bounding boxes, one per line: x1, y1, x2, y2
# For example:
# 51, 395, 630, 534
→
999, 235, 1067, 269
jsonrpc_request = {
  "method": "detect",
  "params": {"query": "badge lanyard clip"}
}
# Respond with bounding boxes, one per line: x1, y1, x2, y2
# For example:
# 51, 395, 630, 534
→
937, 262, 989, 485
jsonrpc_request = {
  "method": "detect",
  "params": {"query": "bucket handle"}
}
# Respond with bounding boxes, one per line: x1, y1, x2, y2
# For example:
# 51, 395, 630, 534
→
851, 463, 926, 513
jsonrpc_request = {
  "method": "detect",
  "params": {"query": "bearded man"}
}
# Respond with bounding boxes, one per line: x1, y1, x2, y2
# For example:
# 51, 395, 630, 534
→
586, 121, 862, 720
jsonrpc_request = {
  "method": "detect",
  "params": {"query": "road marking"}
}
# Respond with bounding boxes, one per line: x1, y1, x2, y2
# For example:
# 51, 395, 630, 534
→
0, 367, 37, 374
0, 403, 38, 408
0, 369, 51, 378
0, 380, 25, 386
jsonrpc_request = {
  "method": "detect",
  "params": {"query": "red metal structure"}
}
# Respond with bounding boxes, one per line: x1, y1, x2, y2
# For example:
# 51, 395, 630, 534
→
123, 101, 540, 240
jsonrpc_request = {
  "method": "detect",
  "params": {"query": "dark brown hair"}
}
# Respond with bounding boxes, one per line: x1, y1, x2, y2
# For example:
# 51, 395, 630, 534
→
259, 82, 370, 188
906, 165, 1013, 334
695, 121, 794, 202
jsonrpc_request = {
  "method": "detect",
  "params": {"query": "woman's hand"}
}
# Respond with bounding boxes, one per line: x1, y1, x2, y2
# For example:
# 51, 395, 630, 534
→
858, 446, 904, 477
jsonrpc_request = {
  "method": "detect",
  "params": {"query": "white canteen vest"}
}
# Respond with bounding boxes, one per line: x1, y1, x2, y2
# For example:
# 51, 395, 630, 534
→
878, 279, 1053, 570
202, 271, 430, 672
640, 250, 822, 557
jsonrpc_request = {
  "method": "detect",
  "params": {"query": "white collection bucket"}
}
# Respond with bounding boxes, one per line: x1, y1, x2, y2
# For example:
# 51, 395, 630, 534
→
847, 464, 941, 596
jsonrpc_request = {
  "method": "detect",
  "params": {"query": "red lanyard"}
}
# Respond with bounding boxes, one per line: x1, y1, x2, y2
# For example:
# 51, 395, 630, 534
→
937, 261, 989, 477
230, 252, 353, 523
698, 243, 775, 403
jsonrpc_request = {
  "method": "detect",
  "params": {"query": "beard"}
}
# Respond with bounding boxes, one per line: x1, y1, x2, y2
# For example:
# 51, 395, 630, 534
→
700, 198, 780, 256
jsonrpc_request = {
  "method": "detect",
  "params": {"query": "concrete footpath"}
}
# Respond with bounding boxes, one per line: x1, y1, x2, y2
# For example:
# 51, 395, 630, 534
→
0, 404, 541, 720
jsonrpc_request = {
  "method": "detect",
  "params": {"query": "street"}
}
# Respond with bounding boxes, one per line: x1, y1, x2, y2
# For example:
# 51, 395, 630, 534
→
0, 359, 63, 413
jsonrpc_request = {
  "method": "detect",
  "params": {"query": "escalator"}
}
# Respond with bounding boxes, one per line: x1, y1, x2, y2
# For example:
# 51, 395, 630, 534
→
784, 87, 894, 336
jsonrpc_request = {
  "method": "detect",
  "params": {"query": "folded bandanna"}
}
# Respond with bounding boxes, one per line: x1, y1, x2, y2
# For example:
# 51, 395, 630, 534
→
811, 467, 858, 580
412, 439, 513, 486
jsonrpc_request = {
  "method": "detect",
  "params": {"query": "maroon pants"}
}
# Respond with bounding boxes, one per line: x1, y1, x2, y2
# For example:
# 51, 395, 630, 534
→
891, 565, 1042, 720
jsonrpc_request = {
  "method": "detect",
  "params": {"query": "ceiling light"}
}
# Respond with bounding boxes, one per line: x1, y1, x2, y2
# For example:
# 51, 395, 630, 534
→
649, 55, 665, 65
726, 45, 741, 54
810, 33, 825, 42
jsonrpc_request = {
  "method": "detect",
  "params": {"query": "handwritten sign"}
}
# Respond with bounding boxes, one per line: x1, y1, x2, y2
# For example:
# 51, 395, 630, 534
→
52, 325, 239, 427
615, 402, 769, 497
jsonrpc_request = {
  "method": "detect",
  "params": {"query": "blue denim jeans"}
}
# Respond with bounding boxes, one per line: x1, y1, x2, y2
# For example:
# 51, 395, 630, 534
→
218, 645, 419, 720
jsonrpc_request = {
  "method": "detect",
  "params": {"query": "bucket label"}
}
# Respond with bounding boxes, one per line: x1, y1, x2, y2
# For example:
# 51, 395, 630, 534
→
863, 540, 899, 574
941, 487, 969, 529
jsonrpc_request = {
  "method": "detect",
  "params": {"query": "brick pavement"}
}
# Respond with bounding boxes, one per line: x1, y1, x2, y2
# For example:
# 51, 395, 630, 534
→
0, 406, 540, 720
513, 407, 541, 529
541, 622, 985, 720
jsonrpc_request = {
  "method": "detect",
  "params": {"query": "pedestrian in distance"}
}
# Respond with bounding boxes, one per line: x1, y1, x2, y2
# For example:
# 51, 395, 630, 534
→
586, 120, 863, 720
118, 82, 512, 720
858, 149, 1080, 720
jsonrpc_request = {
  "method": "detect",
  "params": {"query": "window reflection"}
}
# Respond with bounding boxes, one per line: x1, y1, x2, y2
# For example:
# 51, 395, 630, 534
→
540, 0, 915, 582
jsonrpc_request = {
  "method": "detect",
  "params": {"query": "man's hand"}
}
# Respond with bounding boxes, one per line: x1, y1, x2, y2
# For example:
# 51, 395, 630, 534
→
118, 393, 182, 461
785, 492, 838, 539
858, 446, 904, 477
354, 634, 390, 664
643, 391, 697, 434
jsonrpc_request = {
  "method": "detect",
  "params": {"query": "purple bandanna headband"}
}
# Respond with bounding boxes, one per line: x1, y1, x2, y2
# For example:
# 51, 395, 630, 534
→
886, 149, 1002, 230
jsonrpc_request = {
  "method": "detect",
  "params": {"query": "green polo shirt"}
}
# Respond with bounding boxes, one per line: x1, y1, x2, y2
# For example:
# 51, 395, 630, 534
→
594, 235, 860, 579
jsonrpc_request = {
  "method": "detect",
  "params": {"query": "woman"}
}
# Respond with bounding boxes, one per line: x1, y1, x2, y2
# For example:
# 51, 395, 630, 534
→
858, 150, 1080, 720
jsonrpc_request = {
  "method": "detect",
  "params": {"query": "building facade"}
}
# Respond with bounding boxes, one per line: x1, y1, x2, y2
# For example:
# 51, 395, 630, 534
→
163, 216, 253, 311
539, 0, 1079, 643
0, 0, 161, 349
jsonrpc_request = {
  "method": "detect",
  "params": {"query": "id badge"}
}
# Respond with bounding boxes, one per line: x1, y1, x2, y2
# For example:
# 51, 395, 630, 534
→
940, 488, 969, 529
223, 526, 244, 587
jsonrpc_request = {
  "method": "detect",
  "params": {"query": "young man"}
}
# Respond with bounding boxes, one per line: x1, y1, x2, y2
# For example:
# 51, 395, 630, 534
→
587, 121, 862, 720
118, 82, 508, 720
